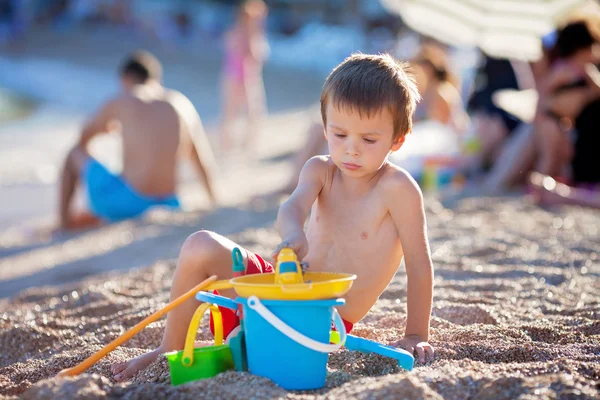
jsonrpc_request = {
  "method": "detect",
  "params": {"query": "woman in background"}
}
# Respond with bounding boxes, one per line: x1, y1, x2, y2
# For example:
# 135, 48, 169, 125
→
529, 19, 600, 208
483, 18, 600, 203
533, 19, 600, 179
466, 54, 530, 170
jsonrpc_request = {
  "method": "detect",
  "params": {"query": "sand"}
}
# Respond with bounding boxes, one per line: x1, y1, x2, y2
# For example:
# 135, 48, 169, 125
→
1, 195, 599, 399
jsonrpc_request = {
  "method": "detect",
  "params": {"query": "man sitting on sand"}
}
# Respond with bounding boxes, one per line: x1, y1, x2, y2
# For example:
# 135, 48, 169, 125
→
58, 51, 217, 230
112, 53, 435, 381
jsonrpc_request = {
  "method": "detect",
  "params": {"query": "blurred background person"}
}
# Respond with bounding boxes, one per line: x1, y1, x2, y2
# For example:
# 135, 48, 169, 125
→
58, 51, 217, 231
482, 17, 600, 197
528, 18, 600, 208
533, 18, 600, 180
466, 55, 529, 171
219, 0, 269, 155
411, 42, 469, 134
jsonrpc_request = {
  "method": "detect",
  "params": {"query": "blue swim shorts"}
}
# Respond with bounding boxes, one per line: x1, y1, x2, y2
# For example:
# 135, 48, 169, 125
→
83, 158, 180, 222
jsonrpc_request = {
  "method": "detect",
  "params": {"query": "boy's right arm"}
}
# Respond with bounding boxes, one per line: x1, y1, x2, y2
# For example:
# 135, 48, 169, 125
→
274, 156, 327, 260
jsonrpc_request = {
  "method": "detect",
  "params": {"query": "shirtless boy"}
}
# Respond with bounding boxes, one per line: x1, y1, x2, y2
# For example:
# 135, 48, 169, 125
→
112, 53, 434, 381
59, 50, 217, 230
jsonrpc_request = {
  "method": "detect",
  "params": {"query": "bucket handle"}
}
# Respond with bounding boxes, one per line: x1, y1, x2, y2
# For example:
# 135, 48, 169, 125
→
247, 295, 345, 353
182, 303, 223, 367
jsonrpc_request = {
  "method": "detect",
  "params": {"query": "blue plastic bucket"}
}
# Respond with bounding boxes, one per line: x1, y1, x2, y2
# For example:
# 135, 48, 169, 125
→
239, 295, 346, 390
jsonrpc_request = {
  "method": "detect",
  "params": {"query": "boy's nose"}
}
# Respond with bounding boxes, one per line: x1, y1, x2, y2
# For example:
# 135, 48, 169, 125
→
345, 140, 359, 156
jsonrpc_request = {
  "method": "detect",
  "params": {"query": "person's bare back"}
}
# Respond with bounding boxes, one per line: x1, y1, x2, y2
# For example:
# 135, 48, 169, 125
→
116, 85, 182, 197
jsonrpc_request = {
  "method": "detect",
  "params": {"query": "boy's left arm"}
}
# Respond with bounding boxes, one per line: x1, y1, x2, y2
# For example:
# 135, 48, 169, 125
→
385, 172, 435, 363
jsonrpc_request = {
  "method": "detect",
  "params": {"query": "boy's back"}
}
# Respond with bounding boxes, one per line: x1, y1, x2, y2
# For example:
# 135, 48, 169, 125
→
115, 87, 181, 198
110, 86, 204, 199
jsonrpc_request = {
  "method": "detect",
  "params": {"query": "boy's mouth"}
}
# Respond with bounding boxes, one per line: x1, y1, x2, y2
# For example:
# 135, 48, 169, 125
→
342, 162, 361, 170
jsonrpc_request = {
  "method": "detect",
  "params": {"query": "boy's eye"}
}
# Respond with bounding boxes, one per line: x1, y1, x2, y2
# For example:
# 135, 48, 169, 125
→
364, 138, 376, 144
334, 133, 346, 138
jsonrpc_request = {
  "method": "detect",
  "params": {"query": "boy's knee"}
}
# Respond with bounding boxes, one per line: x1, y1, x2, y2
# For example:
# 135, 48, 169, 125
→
180, 230, 220, 264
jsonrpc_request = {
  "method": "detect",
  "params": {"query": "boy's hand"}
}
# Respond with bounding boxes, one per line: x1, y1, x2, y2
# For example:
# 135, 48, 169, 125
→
392, 335, 434, 364
271, 232, 309, 261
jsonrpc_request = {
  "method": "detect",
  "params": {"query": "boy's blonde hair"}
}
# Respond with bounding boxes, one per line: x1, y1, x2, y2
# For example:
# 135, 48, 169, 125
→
320, 53, 421, 140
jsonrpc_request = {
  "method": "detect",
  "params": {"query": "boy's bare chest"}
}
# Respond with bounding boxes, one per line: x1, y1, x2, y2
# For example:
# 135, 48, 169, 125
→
310, 190, 388, 238
306, 189, 401, 277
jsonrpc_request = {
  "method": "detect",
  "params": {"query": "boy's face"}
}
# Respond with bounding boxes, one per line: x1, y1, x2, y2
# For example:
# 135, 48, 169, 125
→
324, 103, 404, 177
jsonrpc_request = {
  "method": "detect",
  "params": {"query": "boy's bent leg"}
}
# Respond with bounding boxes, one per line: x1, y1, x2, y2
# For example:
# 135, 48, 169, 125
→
112, 230, 248, 381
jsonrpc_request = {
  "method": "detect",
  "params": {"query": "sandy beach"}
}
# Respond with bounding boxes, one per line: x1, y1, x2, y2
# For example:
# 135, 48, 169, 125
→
1, 27, 600, 400
2, 195, 599, 399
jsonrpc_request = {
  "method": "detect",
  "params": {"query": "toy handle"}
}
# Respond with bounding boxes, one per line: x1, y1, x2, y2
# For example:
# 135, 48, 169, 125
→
182, 303, 223, 367
232, 247, 245, 276
274, 248, 303, 284
196, 291, 239, 310
247, 295, 345, 353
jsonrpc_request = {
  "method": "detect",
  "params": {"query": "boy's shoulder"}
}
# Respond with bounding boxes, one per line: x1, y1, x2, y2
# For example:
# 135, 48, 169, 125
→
378, 162, 422, 201
297, 156, 334, 186
304, 155, 335, 173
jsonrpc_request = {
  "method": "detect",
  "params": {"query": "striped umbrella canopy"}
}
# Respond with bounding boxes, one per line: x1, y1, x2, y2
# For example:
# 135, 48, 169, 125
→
380, 0, 589, 61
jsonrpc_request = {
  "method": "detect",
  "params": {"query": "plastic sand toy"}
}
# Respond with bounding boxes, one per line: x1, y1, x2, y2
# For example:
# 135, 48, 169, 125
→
196, 291, 247, 372
239, 295, 346, 389
197, 289, 347, 390
165, 301, 235, 385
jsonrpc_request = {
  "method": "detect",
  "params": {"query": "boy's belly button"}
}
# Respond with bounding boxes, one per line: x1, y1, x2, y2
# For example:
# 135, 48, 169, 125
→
361, 231, 368, 240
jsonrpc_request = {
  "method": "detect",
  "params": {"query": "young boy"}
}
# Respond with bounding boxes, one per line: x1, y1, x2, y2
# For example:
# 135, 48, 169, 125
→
112, 53, 434, 381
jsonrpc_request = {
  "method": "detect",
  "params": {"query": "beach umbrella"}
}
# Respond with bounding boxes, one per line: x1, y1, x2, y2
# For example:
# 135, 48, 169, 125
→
380, 0, 588, 61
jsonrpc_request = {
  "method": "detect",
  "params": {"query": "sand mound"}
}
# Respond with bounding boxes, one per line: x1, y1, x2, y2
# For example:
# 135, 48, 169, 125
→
1, 197, 599, 399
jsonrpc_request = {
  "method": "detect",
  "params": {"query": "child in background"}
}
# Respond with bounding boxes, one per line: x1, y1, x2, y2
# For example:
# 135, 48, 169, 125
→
219, 0, 269, 154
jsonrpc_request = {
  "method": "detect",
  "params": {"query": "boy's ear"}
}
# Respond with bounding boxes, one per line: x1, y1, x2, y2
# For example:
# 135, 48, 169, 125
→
323, 127, 327, 141
390, 134, 406, 152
